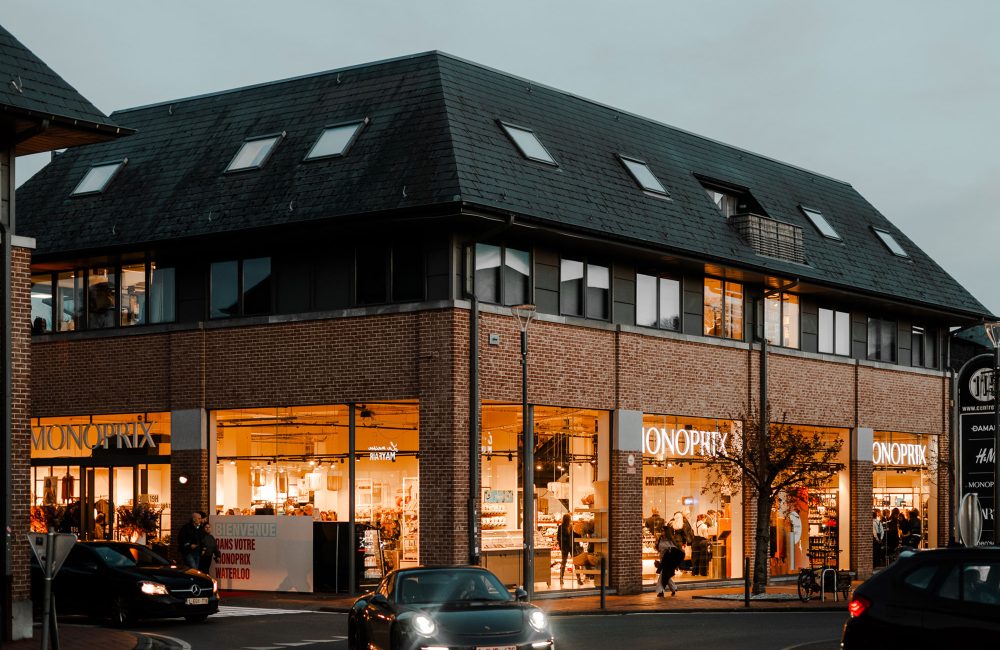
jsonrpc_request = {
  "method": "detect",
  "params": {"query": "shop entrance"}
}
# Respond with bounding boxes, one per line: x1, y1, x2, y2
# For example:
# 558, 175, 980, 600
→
872, 431, 937, 566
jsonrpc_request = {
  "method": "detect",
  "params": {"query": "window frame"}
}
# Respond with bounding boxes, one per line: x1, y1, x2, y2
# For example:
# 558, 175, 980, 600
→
71, 158, 128, 196
635, 272, 681, 331
559, 257, 610, 320
498, 121, 558, 166
303, 118, 369, 162
866, 316, 898, 363
817, 307, 851, 356
210, 257, 274, 319
703, 277, 744, 341
911, 324, 938, 369
799, 206, 842, 241
618, 155, 671, 198
224, 132, 286, 173
763, 291, 800, 349
872, 227, 909, 258
472, 244, 532, 307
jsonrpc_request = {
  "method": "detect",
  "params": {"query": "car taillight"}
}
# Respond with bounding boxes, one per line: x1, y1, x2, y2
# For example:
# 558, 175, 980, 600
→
848, 595, 870, 618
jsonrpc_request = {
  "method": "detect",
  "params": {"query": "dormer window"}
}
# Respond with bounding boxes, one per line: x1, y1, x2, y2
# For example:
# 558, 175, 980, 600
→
800, 206, 841, 241
304, 119, 368, 160
498, 122, 557, 166
618, 155, 670, 198
72, 159, 127, 196
872, 228, 909, 258
697, 177, 764, 217
226, 133, 284, 172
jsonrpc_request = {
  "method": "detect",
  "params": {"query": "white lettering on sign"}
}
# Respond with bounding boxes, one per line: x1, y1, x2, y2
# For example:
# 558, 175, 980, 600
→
643, 427, 728, 458
368, 441, 398, 461
31, 422, 156, 452
871, 441, 927, 466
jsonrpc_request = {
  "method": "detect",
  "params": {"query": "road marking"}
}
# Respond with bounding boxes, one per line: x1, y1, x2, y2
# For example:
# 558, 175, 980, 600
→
778, 640, 839, 650
142, 632, 193, 649
214, 605, 322, 617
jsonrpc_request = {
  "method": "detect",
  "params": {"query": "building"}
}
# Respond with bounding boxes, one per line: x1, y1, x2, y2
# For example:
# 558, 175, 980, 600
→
1, 23, 131, 639
15, 52, 993, 597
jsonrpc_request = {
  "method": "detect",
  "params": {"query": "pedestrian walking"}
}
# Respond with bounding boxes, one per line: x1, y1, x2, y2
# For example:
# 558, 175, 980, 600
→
198, 522, 223, 574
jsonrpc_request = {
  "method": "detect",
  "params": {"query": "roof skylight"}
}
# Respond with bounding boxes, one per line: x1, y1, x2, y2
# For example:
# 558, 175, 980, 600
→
872, 228, 909, 258
499, 122, 557, 166
71, 159, 127, 196
226, 133, 284, 172
800, 206, 841, 240
305, 119, 368, 160
619, 155, 669, 197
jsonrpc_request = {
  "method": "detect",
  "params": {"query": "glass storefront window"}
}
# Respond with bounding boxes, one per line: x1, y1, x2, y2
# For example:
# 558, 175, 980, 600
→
481, 404, 608, 593
642, 415, 739, 584
31, 273, 53, 334
872, 431, 937, 567
31, 413, 171, 543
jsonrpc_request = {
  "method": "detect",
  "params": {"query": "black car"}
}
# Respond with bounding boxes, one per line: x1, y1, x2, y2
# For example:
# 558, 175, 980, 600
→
348, 566, 555, 650
842, 547, 1000, 648
31, 541, 220, 625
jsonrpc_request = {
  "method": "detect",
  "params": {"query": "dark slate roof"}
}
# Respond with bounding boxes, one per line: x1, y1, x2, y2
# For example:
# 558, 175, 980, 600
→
0, 23, 131, 153
15, 51, 991, 319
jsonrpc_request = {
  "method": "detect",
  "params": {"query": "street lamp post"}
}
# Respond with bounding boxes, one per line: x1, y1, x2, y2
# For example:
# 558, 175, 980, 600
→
985, 323, 1000, 544
511, 304, 536, 598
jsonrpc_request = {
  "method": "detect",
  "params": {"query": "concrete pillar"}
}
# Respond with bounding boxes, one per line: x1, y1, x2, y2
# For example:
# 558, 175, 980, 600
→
610, 409, 642, 594
170, 408, 210, 560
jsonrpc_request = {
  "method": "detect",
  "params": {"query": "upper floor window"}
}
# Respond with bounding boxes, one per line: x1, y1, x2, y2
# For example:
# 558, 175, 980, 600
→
31, 260, 175, 334
618, 155, 670, 198
764, 292, 799, 348
698, 178, 764, 218
867, 317, 897, 362
72, 159, 126, 196
226, 134, 284, 172
211, 257, 272, 318
636, 273, 680, 331
474, 244, 530, 306
355, 244, 426, 305
911, 325, 938, 369
560, 259, 609, 320
800, 206, 841, 241
818, 308, 850, 356
305, 119, 368, 160
499, 122, 558, 166
704, 278, 743, 340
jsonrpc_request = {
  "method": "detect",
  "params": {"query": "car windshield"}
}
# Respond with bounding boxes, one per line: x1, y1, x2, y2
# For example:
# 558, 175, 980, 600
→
92, 545, 169, 568
396, 570, 512, 605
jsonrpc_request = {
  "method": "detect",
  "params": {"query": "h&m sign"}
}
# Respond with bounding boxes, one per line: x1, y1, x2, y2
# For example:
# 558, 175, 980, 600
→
32, 422, 156, 452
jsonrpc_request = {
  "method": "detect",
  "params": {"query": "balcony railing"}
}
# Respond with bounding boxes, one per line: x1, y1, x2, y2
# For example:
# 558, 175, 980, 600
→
728, 212, 805, 263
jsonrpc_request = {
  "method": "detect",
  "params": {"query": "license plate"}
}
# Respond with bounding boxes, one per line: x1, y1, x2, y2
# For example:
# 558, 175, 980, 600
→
186, 597, 209, 605
476, 646, 515, 650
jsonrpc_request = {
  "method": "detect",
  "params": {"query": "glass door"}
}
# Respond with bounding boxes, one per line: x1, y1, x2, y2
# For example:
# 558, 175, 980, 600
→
84, 467, 112, 540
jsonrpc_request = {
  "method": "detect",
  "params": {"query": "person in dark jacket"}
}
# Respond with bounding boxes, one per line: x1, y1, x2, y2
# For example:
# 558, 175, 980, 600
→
557, 514, 576, 584
897, 507, 911, 548
655, 532, 683, 597
198, 522, 223, 574
906, 509, 921, 548
884, 507, 900, 559
178, 511, 203, 568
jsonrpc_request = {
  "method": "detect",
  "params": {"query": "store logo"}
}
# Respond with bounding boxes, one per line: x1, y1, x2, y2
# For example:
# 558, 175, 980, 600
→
969, 368, 996, 403
975, 447, 995, 465
642, 427, 728, 458
872, 441, 927, 466
368, 441, 398, 461
31, 422, 156, 452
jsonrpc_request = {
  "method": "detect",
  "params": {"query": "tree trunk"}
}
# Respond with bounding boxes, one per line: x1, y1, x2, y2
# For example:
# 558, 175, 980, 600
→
753, 490, 772, 594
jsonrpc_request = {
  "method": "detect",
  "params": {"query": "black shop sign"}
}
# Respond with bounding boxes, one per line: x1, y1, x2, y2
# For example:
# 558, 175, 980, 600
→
958, 354, 997, 545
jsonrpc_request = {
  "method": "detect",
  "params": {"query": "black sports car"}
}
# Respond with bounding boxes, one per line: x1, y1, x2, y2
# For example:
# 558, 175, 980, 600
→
31, 541, 220, 625
842, 547, 1000, 648
348, 566, 555, 650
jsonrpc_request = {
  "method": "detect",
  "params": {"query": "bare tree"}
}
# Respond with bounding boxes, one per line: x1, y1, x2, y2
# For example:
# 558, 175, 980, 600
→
707, 407, 845, 594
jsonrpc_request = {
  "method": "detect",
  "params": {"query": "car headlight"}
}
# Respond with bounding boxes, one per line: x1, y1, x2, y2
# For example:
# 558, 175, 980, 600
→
139, 581, 170, 596
211, 578, 219, 594
529, 610, 547, 631
412, 614, 436, 637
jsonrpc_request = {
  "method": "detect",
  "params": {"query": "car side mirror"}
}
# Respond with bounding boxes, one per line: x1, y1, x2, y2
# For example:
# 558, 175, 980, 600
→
371, 594, 390, 607
513, 587, 528, 602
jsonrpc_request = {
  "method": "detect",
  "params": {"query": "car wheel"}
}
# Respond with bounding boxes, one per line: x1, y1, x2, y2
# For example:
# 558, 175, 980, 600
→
184, 614, 209, 623
110, 596, 134, 627
348, 615, 367, 650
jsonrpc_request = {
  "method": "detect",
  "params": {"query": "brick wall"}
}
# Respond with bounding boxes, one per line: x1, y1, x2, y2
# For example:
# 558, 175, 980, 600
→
851, 460, 874, 579
610, 449, 641, 593
170, 450, 209, 560
11, 247, 32, 604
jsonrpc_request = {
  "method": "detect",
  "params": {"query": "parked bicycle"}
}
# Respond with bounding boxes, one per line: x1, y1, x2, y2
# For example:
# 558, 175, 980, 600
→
797, 565, 852, 602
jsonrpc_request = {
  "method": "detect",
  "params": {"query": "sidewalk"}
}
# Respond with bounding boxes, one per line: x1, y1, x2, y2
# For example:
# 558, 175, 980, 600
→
4, 624, 142, 650
219, 580, 853, 615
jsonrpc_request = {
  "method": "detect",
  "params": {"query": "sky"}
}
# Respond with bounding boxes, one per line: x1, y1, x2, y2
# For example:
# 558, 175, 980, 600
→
6, 0, 1000, 316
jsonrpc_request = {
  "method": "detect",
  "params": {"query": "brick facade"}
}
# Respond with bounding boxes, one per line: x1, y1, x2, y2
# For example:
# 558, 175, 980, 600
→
11, 247, 32, 607
29, 307, 955, 591
170, 449, 210, 558
851, 460, 874, 579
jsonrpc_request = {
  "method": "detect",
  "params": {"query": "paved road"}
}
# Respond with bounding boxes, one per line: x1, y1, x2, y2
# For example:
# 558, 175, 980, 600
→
127, 607, 847, 649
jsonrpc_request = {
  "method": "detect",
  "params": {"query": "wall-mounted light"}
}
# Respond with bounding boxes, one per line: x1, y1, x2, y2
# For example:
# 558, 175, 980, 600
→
178, 475, 189, 485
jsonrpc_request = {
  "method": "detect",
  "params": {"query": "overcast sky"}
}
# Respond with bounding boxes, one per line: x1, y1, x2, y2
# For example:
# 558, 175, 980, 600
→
7, 0, 999, 316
